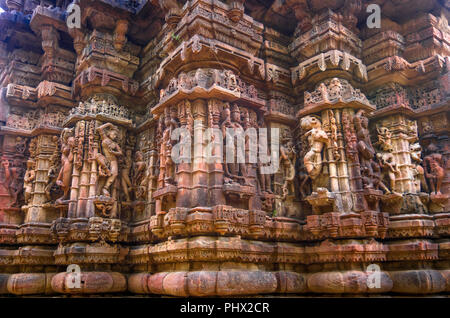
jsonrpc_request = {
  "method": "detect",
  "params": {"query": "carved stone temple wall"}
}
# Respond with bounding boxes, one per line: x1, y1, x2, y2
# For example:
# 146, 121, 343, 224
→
0, 0, 449, 296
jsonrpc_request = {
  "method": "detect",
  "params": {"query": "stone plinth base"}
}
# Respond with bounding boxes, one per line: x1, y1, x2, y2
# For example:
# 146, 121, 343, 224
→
390, 270, 446, 294
0, 273, 9, 294
52, 271, 127, 294
128, 271, 307, 296
128, 269, 449, 296
7, 273, 56, 295
2, 269, 448, 295
307, 270, 393, 294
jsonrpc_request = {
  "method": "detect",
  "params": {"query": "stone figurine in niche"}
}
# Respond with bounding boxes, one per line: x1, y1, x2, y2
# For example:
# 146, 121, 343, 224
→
257, 118, 272, 194
185, 101, 194, 135
23, 159, 36, 204
341, 111, 358, 162
258, 159, 273, 194
297, 161, 312, 198
354, 110, 376, 187
221, 103, 250, 185
1, 159, 24, 207
160, 110, 177, 187
410, 143, 429, 193
327, 110, 340, 161
370, 159, 391, 193
223, 70, 239, 92
280, 128, 296, 198
300, 115, 330, 181
133, 151, 147, 188
96, 122, 123, 198
45, 151, 60, 203
377, 152, 400, 194
423, 143, 445, 195
15, 137, 27, 154
406, 120, 418, 141
56, 128, 75, 202
374, 126, 394, 153
121, 148, 133, 202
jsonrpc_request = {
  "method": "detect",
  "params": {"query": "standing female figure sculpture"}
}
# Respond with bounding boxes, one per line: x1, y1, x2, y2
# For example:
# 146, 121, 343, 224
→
121, 149, 133, 202
354, 110, 375, 174
96, 123, 123, 197
424, 143, 445, 195
56, 128, 75, 201
300, 115, 330, 180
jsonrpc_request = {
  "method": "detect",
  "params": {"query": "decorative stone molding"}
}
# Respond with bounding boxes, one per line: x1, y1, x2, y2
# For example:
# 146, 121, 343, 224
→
291, 50, 368, 85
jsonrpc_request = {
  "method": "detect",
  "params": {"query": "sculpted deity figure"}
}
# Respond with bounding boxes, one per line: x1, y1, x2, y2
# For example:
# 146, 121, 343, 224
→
23, 159, 36, 204
96, 123, 123, 197
177, 72, 189, 90
2, 159, 23, 207
257, 119, 272, 194
56, 128, 75, 201
280, 129, 297, 198
15, 136, 27, 154
328, 110, 340, 160
407, 120, 418, 140
159, 111, 177, 186
258, 158, 273, 194
423, 143, 445, 195
45, 152, 59, 202
121, 149, 133, 202
377, 152, 400, 193
354, 110, 376, 185
341, 112, 358, 161
220, 102, 233, 133
328, 78, 342, 99
410, 143, 429, 193
319, 83, 329, 103
221, 103, 249, 185
185, 101, 194, 135
370, 160, 391, 194
374, 126, 394, 152
133, 151, 147, 187
300, 115, 330, 180
223, 70, 238, 91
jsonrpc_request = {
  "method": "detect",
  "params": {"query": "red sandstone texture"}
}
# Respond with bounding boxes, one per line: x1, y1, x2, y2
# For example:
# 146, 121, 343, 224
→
0, 0, 449, 297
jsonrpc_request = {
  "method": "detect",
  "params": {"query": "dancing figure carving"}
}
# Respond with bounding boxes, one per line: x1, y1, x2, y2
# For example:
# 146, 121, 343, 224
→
96, 123, 123, 198
300, 116, 330, 180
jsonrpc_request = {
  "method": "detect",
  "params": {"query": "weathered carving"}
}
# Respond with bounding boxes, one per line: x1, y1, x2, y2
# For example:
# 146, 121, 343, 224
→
158, 68, 260, 104
56, 128, 75, 203
45, 141, 61, 203
423, 143, 445, 195
300, 116, 329, 181
221, 103, 250, 186
96, 123, 123, 198
0, 0, 449, 298
377, 152, 400, 194
410, 143, 429, 193
374, 126, 394, 153
120, 148, 133, 202
304, 78, 372, 108
23, 159, 35, 204
279, 129, 296, 199
354, 110, 376, 188
1, 158, 24, 207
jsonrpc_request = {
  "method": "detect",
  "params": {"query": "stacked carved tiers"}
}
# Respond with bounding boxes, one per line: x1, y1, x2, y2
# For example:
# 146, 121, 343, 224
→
0, 0, 449, 296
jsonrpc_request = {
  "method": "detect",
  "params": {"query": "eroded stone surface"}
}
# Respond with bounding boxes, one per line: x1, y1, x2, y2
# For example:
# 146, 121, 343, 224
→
0, 0, 448, 297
